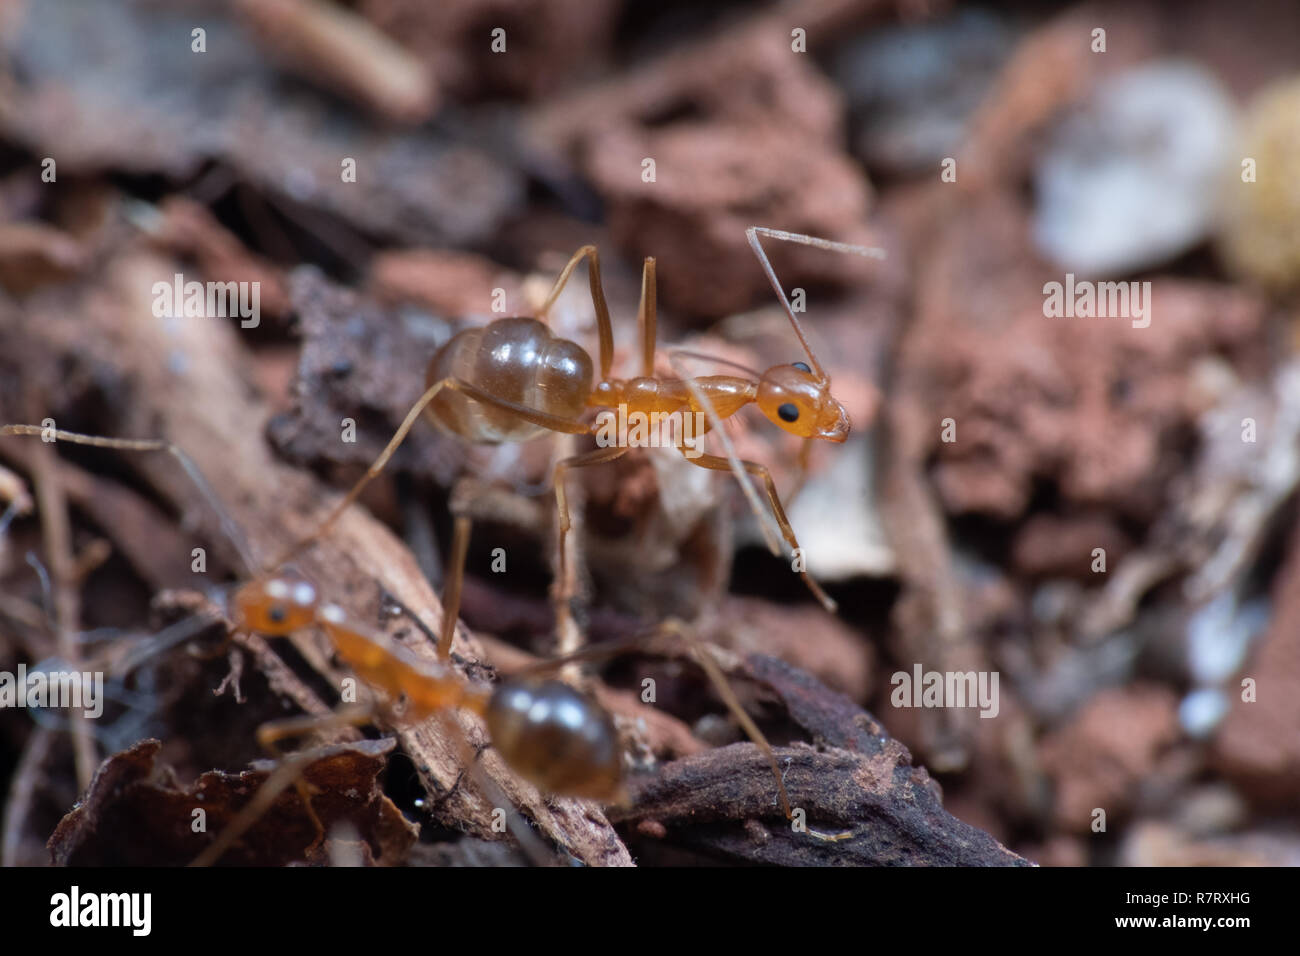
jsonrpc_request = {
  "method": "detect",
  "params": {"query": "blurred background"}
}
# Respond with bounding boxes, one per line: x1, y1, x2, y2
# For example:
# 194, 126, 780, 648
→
1, 0, 1298, 866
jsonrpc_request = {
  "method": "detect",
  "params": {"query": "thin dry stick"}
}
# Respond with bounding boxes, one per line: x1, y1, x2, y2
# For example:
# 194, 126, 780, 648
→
28, 442, 96, 792
0, 726, 55, 867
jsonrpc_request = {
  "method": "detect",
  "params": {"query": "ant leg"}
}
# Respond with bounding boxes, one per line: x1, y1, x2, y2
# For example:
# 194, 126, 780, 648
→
745, 227, 885, 380
438, 511, 471, 660
667, 351, 784, 557
656, 618, 790, 817
450, 381, 591, 435
551, 445, 628, 631
269, 378, 450, 569
677, 448, 836, 613
536, 245, 614, 381
0, 425, 257, 575
272, 377, 589, 569
656, 618, 852, 842
191, 703, 375, 866
638, 257, 657, 377
788, 439, 813, 507
429, 710, 558, 866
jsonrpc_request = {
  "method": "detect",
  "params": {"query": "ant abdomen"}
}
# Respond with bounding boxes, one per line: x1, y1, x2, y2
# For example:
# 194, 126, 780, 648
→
485, 678, 625, 802
424, 317, 592, 443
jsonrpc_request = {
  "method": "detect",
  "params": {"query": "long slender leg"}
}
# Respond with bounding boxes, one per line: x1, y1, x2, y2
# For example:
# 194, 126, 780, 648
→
638, 257, 657, 377
745, 227, 886, 380
656, 617, 851, 842
657, 618, 789, 815
271, 377, 588, 570
452, 380, 591, 435
667, 351, 784, 558
551, 445, 628, 624
678, 449, 835, 613
536, 245, 614, 381
788, 438, 813, 507
430, 710, 557, 866
438, 512, 471, 660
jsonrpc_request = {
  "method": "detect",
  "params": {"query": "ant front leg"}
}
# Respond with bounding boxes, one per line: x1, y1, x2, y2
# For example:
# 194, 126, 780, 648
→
676, 448, 836, 612
637, 257, 657, 377
438, 511, 472, 661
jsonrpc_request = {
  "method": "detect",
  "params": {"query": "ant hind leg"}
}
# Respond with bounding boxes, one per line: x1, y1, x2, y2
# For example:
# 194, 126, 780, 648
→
656, 617, 852, 843
551, 445, 628, 655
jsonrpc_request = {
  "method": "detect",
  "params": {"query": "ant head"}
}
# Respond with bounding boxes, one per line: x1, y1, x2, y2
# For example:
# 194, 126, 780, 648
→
756, 361, 850, 442
485, 678, 625, 802
233, 577, 317, 636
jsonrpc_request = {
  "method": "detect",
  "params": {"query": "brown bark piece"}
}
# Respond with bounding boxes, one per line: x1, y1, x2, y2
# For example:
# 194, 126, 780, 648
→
1212, 512, 1300, 806
615, 654, 1028, 866
1038, 685, 1180, 833
48, 738, 417, 866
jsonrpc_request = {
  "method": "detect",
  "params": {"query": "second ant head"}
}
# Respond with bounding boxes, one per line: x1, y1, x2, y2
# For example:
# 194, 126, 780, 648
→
755, 362, 850, 442
233, 576, 319, 635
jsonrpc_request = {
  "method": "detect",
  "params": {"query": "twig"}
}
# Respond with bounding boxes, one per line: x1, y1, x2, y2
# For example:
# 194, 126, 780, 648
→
28, 442, 96, 792
1, 727, 55, 867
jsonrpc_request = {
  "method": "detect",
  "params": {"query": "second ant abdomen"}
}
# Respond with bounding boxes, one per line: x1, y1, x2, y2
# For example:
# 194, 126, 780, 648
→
485, 678, 625, 802
424, 317, 593, 443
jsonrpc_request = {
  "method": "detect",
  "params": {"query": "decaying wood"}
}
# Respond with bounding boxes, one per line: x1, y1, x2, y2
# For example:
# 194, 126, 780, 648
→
233, 0, 438, 125
48, 738, 417, 866
614, 655, 1028, 866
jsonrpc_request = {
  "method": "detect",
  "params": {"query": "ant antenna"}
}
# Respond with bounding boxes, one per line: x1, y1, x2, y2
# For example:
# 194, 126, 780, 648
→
745, 227, 886, 381
668, 350, 784, 558
666, 347, 764, 380
0, 425, 259, 577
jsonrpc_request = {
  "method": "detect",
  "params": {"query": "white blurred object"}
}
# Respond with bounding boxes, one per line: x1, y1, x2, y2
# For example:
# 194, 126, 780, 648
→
1034, 60, 1237, 274
786, 435, 895, 579
1186, 592, 1266, 686
1179, 687, 1230, 738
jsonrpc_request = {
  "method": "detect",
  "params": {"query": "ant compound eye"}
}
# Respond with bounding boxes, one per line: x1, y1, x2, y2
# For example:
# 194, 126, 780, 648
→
793, 361, 811, 373
778, 403, 800, 423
